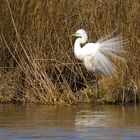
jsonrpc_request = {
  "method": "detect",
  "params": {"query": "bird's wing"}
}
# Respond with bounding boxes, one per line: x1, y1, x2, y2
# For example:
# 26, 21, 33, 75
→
80, 35, 125, 75
81, 43, 112, 74
90, 36, 125, 75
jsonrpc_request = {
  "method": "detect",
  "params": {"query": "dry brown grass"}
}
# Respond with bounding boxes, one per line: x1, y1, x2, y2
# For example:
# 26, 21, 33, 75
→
0, 0, 139, 104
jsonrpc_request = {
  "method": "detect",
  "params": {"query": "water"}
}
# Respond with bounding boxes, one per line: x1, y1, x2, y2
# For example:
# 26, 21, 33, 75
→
0, 104, 139, 140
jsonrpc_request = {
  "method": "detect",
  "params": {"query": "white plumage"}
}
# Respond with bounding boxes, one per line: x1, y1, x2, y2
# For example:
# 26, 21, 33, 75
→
73, 29, 124, 75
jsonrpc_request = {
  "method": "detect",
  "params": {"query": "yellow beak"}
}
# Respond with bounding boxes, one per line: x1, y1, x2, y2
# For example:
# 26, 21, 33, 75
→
72, 33, 76, 36
72, 33, 79, 37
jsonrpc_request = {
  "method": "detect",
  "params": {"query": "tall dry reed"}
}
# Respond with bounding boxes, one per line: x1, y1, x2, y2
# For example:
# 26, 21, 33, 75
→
0, 0, 139, 104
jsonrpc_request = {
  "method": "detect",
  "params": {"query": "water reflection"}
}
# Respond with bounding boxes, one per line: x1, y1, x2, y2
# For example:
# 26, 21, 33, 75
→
75, 110, 108, 127
75, 105, 140, 128
0, 104, 139, 140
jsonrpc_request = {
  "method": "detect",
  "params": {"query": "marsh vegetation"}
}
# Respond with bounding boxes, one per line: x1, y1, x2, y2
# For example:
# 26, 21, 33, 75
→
0, 0, 139, 104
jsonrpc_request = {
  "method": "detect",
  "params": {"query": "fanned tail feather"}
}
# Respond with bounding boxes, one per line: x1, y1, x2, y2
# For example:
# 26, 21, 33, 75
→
95, 35, 125, 75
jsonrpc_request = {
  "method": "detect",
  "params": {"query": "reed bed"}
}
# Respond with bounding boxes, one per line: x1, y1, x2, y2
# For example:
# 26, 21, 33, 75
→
0, 0, 139, 104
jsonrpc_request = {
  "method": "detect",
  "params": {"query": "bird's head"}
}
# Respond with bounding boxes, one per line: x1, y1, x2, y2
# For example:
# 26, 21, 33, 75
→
72, 29, 87, 38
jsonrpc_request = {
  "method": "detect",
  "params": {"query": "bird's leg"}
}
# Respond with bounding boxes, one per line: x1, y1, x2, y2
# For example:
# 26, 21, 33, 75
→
94, 71, 99, 99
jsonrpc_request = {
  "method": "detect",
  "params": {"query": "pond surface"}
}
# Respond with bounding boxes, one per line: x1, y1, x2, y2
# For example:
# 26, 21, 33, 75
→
0, 104, 139, 140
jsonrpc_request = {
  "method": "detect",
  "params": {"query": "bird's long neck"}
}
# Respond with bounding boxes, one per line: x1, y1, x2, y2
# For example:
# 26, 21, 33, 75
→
74, 35, 88, 60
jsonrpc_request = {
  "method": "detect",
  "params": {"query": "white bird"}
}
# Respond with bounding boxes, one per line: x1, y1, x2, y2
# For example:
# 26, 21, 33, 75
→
73, 29, 124, 98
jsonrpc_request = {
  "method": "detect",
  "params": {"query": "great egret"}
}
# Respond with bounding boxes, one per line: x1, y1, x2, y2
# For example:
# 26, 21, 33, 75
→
73, 29, 124, 98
